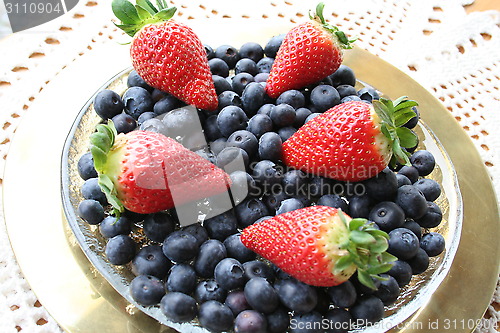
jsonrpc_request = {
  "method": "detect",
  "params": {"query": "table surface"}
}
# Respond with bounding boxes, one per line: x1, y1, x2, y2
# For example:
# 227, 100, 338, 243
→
0, 1, 499, 333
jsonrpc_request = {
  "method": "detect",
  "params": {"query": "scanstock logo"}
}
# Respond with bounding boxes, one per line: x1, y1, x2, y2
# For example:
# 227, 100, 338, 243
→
5, 0, 80, 33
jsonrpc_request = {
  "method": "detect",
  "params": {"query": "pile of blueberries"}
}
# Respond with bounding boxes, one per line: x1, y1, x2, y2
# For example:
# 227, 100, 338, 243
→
76, 35, 446, 333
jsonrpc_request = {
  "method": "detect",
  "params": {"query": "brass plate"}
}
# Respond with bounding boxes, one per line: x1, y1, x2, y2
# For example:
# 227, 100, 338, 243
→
3, 21, 500, 333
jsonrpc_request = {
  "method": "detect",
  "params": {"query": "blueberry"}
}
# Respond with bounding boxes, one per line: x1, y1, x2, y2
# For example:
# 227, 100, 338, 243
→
256, 57, 275, 73
235, 58, 259, 76
403, 219, 422, 240
229, 171, 258, 204
180, 223, 209, 246
232, 73, 255, 95
276, 90, 305, 109
357, 86, 380, 102
93, 89, 124, 120
258, 132, 283, 163
227, 130, 258, 157
218, 91, 243, 111
209, 57, 231, 77
81, 178, 106, 204
263, 190, 289, 212
198, 301, 234, 333
257, 103, 275, 116
363, 168, 398, 201
317, 194, 349, 211
99, 215, 132, 238
137, 111, 156, 126
277, 127, 296, 142
127, 70, 152, 91
215, 45, 240, 69
420, 232, 445, 257
122, 86, 154, 120
166, 263, 197, 294
204, 44, 215, 59
214, 258, 247, 290
217, 106, 249, 137
160, 292, 198, 323
243, 260, 275, 281
210, 138, 228, 155
142, 212, 175, 243
266, 307, 290, 333
403, 106, 420, 129
373, 274, 400, 305
281, 170, 307, 196
329, 65, 356, 87
410, 150, 436, 176
336, 85, 357, 99
151, 89, 167, 102
415, 201, 442, 228
105, 235, 136, 265
310, 85, 340, 112
162, 106, 200, 139
395, 185, 428, 219
240, 42, 264, 62
217, 147, 249, 174
348, 195, 372, 218
264, 34, 285, 58
340, 95, 362, 103
276, 198, 304, 214
129, 275, 165, 306
388, 228, 420, 260
350, 295, 384, 324
153, 94, 181, 116
194, 239, 227, 278
398, 165, 420, 184
387, 260, 413, 287
351, 273, 381, 295
327, 280, 357, 308
413, 178, 441, 201
234, 310, 268, 333
369, 201, 405, 231
224, 234, 257, 263
111, 113, 136, 133
77, 199, 105, 225
242, 82, 267, 117
313, 289, 331, 315
294, 107, 312, 128
247, 114, 273, 138
195, 279, 228, 303
290, 312, 323, 333
275, 278, 318, 314
244, 278, 279, 314
324, 308, 352, 333
252, 160, 283, 188
407, 247, 430, 275
162, 230, 199, 263
305, 112, 321, 123
204, 115, 223, 142
235, 198, 270, 228
77, 152, 97, 180
396, 173, 412, 187
213, 75, 233, 95
254, 72, 269, 83
270, 103, 296, 128
204, 210, 238, 241
225, 290, 251, 315
308, 176, 332, 197
140, 118, 168, 136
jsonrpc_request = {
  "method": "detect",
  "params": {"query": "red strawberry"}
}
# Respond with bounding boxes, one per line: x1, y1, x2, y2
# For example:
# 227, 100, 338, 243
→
90, 121, 230, 215
112, 0, 217, 110
265, 3, 354, 98
241, 206, 396, 288
282, 97, 418, 182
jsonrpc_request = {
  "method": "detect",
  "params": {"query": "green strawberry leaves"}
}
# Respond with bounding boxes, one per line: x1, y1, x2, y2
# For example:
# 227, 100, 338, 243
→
310, 2, 356, 49
373, 96, 419, 166
112, 0, 177, 37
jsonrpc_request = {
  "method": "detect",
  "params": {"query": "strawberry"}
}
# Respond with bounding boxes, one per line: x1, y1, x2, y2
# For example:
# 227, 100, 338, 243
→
90, 121, 230, 215
112, 0, 217, 110
282, 97, 419, 182
265, 3, 355, 98
241, 206, 396, 288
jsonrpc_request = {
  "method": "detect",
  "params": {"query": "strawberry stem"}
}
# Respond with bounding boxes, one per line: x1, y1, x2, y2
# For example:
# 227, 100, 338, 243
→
309, 2, 356, 50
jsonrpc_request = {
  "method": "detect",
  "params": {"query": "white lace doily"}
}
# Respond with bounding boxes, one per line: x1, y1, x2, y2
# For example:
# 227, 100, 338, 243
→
0, 0, 499, 332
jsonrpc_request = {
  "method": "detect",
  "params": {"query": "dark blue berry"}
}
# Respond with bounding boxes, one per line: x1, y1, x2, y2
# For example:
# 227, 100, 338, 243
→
217, 147, 249, 174
105, 235, 136, 265
195, 279, 228, 303
235, 198, 270, 228
235, 58, 258, 76
243, 260, 275, 281
327, 280, 357, 308
414, 178, 441, 201
294, 107, 312, 127
369, 201, 405, 231
130, 275, 165, 306
234, 310, 268, 333
225, 290, 251, 315
209, 57, 231, 77
204, 115, 223, 142
224, 234, 257, 263
247, 114, 273, 138
416, 201, 442, 228
396, 173, 411, 187
162, 230, 199, 263
254, 72, 269, 83
217, 106, 249, 137
314, 289, 331, 315
270, 103, 296, 127
387, 260, 413, 287
373, 274, 400, 305
348, 194, 372, 218
276, 198, 304, 214
410, 150, 436, 176
266, 307, 290, 333
215, 258, 247, 290
111, 113, 136, 134
244, 277, 279, 314
93, 89, 124, 120
198, 301, 234, 333
213, 74, 233, 95
329, 65, 356, 87
258, 133, 283, 162
305, 112, 321, 123
289, 312, 323, 333
77, 152, 97, 180
257, 103, 275, 116
420, 232, 445, 257
132, 245, 171, 278
218, 91, 243, 111
403, 106, 420, 129
276, 90, 305, 109
263, 190, 289, 211
166, 263, 197, 294
277, 126, 296, 142
395, 185, 428, 219
232, 73, 255, 95
256, 57, 274, 73
388, 228, 420, 260
264, 34, 285, 58
403, 219, 422, 240
252, 160, 283, 188
407, 247, 430, 275
210, 138, 227, 155
350, 296, 384, 324
122, 86, 154, 120
317, 194, 348, 211
194, 239, 227, 278
282, 170, 308, 196
398, 165, 420, 184
242, 82, 267, 117
77, 199, 104, 225
340, 95, 362, 103
240, 42, 264, 62
127, 70, 152, 91
215, 45, 240, 69
336, 85, 357, 99
142, 212, 175, 243
140, 118, 168, 136
324, 308, 352, 333
204, 210, 238, 241
162, 106, 200, 139
99, 215, 132, 238
275, 278, 318, 314
151, 89, 167, 102
137, 111, 156, 126
308, 176, 332, 197
227, 130, 258, 157
160, 292, 198, 323
229, 171, 258, 204
357, 86, 380, 102
182, 223, 209, 247
153, 94, 181, 116
310, 85, 340, 112
363, 168, 398, 201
